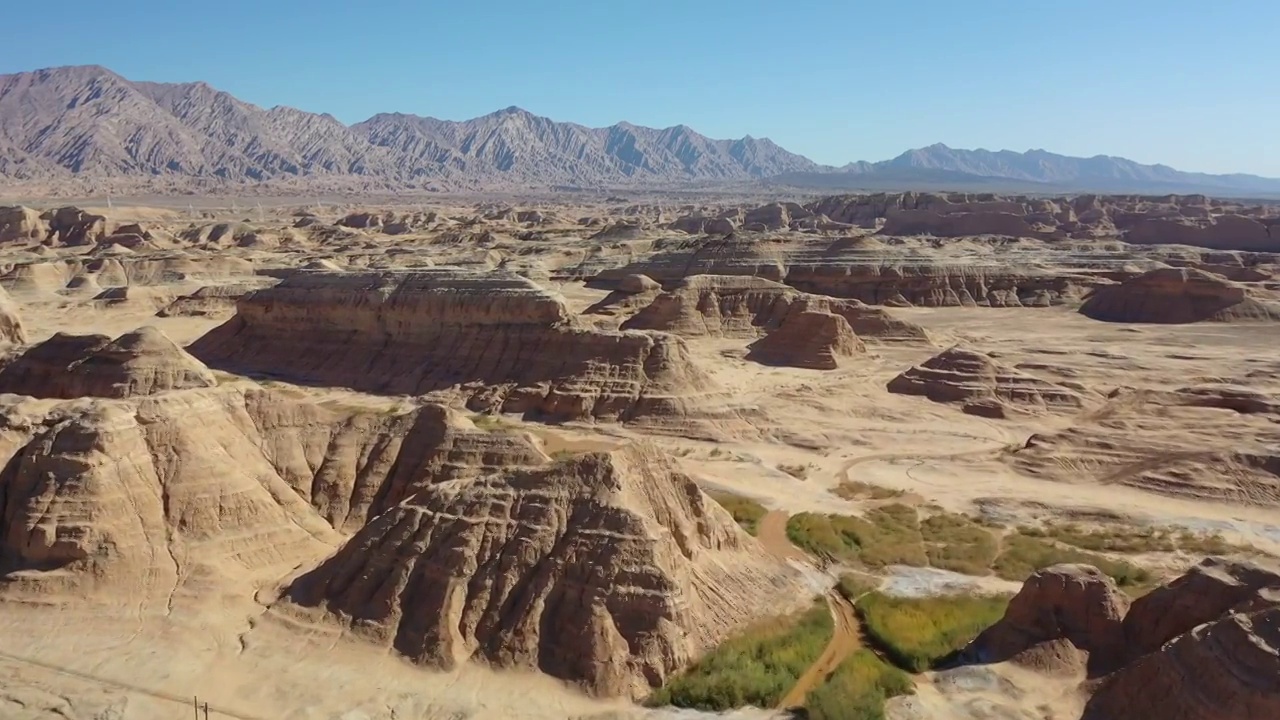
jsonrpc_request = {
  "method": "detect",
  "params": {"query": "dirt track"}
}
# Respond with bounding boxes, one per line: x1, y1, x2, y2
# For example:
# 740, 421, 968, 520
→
756, 510, 866, 711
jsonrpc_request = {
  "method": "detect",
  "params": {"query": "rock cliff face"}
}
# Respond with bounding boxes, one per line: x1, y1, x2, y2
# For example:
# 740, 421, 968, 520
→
746, 308, 863, 369
589, 235, 1105, 309
280, 443, 806, 698
0, 385, 547, 595
968, 565, 1130, 675
0, 206, 45, 243
968, 559, 1280, 720
621, 274, 928, 343
887, 346, 1084, 417
0, 326, 215, 399
1079, 267, 1280, 323
189, 269, 728, 426
803, 193, 1280, 251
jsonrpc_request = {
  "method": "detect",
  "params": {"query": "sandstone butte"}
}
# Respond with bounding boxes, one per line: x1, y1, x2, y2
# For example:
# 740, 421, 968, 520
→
0, 326, 215, 399
967, 559, 1280, 720
187, 268, 732, 426
279, 442, 807, 698
1079, 267, 1280, 323
886, 345, 1085, 418
618, 274, 929, 343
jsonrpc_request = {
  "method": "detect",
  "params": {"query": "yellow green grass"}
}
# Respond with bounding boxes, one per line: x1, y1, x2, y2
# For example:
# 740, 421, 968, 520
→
856, 592, 1011, 672
707, 491, 768, 536
804, 650, 913, 720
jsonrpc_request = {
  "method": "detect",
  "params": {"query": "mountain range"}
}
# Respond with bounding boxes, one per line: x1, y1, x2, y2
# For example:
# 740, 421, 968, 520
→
1, 65, 1277, 196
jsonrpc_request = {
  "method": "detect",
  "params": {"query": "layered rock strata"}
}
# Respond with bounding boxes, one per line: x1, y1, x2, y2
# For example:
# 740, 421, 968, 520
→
281, 443, 806, 698
887, 346, 1084, 416
1079, 267, 1280, 323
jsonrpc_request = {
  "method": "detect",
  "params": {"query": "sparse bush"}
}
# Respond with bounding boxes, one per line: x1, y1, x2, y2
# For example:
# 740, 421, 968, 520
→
804, 650, 913, 720
779, 463, 812, 480
993, 533, 1152, 587
920, 513, 999, 575
708, 491, 768, 536
469, 413, 510, 432
646, 601, 831, 711
856, 592, 1010, 673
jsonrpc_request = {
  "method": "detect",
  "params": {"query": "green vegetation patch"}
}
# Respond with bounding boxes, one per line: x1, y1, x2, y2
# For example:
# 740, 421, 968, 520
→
469, 413, 512, 432
835, 572, 880, 602
804, 650, 913, 720
833, 479, 906, 501
993, 533, 1152, 587
856, 592, 1011, 673
708, 491, 768, 536
646, 601, 832, 711
1020, 523, 1249, 557
920, 513, 1000, 575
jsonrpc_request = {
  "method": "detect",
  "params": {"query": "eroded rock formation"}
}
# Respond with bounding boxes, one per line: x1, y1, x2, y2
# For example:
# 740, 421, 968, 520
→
280, 443, 806, 698
0, 327, 215, 399
621, 274, 928, 343
1079, 267, 1280, 323
887, 346, 1084, 417
0, 285, 26, 344
746, 308, 863, 369
189, 269, 727, 425
968, 559, 1280, 720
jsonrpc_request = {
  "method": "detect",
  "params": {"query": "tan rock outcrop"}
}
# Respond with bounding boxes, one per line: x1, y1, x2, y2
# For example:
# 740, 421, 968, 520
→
967, 564, 1129, 675
0, 327, 215, 399
39, 206, 109, 247
0, 285, 27, 344
746, 308, 863, 369
621, 274, 928, 343
1079, 267, 1280, 323
0, 386, 547, 596
188, 269, 725, 426
0, 205, 46, 244
887, 346, 1084, 416
156, 282, 273, 317
280, 443, 806, 698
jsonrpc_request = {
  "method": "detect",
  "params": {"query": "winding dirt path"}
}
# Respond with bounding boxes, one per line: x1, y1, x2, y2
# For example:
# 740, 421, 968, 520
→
777, 588, 862, 711
757, 509, 866, 710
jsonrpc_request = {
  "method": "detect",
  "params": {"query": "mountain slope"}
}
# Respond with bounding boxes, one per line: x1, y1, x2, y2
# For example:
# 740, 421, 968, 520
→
1, 65, 1277, 195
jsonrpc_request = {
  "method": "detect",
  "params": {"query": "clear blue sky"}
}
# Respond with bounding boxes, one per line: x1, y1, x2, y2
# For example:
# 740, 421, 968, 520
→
3, 0, 1277, 175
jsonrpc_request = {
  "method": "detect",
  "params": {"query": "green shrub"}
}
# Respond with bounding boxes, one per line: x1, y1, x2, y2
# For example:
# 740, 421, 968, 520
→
708, 491, 768, 536
835, 572, 880, 601
804, 650, 913, 720
786, 506, 928, 568
993, 533, 1152, 587
469, 413, 510, 432
646, 601, 832, 711
833, 480, 905, 501
856, 592, 1010, 673
920, 513, 999, 575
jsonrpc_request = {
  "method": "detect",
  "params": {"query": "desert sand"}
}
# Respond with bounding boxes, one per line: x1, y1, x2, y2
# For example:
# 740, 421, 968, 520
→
0, 192, 1276, 720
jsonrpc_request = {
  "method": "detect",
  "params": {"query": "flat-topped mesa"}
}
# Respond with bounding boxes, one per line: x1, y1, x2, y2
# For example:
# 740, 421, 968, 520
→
1079, 267, 1280, 323
0, 326, 215, 399
188, 269, 720, 424
621, 274, 928, 343
279, 443, 807, 699
887, 346, 1084, 417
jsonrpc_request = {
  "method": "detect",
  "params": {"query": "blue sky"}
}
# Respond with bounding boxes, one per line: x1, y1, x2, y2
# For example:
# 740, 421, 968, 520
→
3, 0, 1277, 175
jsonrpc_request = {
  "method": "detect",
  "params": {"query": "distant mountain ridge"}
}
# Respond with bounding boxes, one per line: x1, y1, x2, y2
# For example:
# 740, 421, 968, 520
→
0, 65, 1277, 195
785, 143, 1280, 195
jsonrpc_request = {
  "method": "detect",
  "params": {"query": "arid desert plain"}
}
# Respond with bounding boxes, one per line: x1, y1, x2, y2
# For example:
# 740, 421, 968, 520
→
0, 192, 1276, 720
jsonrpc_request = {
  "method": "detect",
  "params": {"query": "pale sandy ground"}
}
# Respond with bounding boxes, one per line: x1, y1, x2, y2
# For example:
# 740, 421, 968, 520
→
0, 208, 1276, 719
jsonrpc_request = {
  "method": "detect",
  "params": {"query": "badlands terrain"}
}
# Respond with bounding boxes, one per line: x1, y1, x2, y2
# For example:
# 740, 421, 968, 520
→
0, 191, 1276, 720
